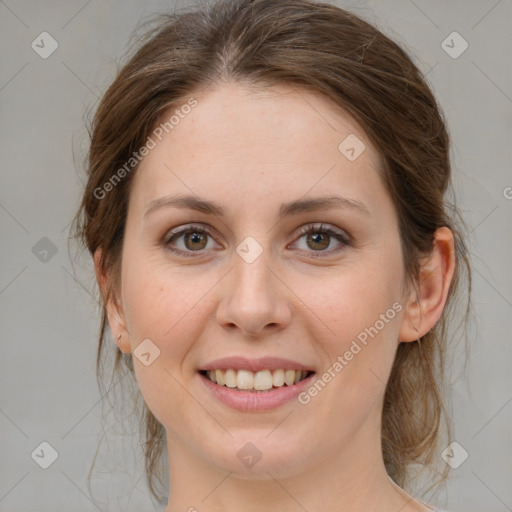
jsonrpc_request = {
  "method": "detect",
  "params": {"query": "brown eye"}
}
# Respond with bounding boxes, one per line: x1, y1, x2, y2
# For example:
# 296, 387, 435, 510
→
292, 223, 351, 258
164, 224, 216, 257
182, 231, 208, 250
305, 232, 330, 251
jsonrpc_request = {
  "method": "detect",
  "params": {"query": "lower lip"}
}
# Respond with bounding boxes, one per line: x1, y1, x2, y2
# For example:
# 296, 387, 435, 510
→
198, 371, 315, 412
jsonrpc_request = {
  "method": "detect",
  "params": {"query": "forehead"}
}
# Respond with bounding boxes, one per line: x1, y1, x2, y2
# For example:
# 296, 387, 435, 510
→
130, 81, 388, 219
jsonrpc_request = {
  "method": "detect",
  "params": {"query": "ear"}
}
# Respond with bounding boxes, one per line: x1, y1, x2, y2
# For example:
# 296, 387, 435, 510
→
93, 248, 132, 354
398, 227, 456, 343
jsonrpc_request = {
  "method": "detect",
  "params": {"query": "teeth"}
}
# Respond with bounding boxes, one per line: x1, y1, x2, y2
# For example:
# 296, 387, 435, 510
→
203, 368, 310, 391
225, 369, 237, 388
254, 370, 273, 391
285, 369, 295, 386
215, 369, 224, 385
237, 370, 254, 390
273, 368, 285, 387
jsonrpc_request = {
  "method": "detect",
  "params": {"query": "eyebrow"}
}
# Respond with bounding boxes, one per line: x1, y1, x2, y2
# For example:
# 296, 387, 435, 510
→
144, 194, 371, 219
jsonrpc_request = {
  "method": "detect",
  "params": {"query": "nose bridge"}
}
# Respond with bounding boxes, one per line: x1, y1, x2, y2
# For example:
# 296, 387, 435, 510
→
216, 241, 290, 335
235, 245, 274, 301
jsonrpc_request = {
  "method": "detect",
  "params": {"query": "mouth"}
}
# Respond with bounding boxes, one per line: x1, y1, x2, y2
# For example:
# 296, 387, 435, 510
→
198, 368, 315, 393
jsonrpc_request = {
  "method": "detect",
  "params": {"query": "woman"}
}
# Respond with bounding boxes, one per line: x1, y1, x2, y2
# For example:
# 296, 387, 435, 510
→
71, 0, 472, 510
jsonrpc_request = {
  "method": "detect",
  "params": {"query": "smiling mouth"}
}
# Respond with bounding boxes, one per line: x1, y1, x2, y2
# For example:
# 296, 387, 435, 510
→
198, 368, 315, 392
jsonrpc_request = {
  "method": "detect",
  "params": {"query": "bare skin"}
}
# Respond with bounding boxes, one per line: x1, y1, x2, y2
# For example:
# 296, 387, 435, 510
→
95, 82, 455, 512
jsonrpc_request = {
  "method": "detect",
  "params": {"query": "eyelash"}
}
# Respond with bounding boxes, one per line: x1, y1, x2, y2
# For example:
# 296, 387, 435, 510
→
163, 223, 351, 259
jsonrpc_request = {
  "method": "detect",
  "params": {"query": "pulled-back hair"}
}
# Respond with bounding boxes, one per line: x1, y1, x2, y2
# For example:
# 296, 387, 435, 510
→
71, 0, 472, 503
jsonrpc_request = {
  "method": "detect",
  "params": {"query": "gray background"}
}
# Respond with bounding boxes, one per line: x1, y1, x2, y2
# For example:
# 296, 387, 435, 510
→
1, 0, 511, 511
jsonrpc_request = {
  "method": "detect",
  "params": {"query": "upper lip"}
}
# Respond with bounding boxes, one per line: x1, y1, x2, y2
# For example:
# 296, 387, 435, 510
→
200, 356, 316, 373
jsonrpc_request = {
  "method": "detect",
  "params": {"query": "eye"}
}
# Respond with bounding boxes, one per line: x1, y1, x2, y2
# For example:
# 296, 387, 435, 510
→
163, 222, 351, 258
291, 223, 350, 257
164, 224, 218, 257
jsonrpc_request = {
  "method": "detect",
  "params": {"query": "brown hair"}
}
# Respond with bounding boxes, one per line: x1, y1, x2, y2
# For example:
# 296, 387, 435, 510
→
70, 0, 472, 504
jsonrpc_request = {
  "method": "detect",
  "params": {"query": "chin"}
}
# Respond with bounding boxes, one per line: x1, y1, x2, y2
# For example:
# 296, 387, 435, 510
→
199, 435, 312, 480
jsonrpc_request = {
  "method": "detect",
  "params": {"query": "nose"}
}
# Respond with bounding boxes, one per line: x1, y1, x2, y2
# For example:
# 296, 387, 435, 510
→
215, 248, 292, 338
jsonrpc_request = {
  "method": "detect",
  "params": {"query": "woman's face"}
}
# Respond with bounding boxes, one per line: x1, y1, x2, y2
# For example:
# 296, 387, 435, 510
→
107, 82, 415, 478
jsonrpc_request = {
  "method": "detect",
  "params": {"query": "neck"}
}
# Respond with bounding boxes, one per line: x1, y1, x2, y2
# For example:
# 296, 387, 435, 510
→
163, 413, 431, 512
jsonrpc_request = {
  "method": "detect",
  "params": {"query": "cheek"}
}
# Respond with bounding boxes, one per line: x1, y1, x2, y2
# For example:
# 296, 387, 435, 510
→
120, 249, 229, 399
120, 264, 214, 426
304, 262, 403, 407
312, 265, 402, 341
123, 266, 210, 351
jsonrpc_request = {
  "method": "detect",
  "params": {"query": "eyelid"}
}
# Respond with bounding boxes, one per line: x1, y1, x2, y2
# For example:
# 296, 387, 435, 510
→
290, 223, 351, 256
163, 222, 351, 258
164, 223, 216, 241
162, 223, 222, 260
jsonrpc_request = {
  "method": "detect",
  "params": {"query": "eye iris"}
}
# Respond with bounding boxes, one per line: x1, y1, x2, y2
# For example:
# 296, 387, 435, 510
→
307, 232, 329, 250
185, 231, 207, 250
171, 226, 340, 254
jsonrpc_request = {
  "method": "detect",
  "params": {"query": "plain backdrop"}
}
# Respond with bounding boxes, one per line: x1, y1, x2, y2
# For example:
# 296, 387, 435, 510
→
1, 1, 511, 511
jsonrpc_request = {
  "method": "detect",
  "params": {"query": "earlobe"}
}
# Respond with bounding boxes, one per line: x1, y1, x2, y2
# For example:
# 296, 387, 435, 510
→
115, 332, 132, 354
93, 248, 132, 354
398, 227, 456, 343
105, 296, 132, 354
